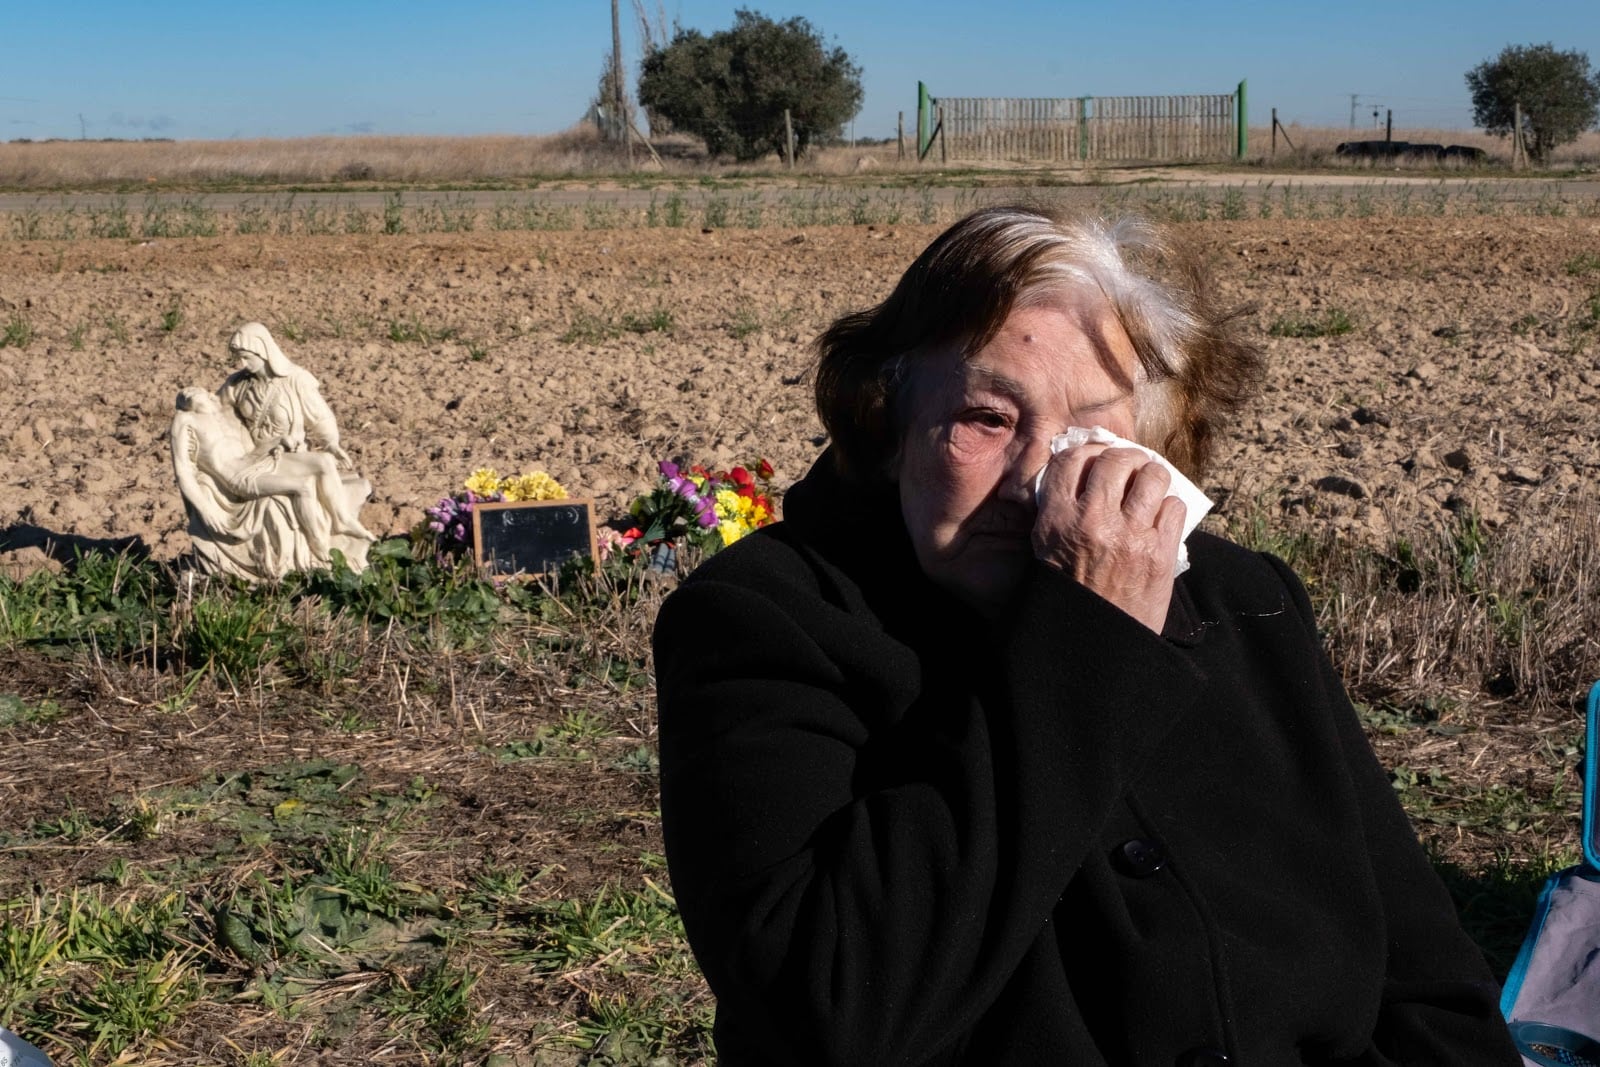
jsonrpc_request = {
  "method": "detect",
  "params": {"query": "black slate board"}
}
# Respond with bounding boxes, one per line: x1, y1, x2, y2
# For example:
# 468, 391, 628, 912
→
471, 499, 597, 578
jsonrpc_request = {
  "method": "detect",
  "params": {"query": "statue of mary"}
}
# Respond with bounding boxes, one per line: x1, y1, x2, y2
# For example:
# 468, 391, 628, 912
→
170, 324, 374, 580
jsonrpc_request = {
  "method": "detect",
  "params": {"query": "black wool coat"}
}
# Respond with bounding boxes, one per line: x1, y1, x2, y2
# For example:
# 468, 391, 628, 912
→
653, 455, 1520, 1067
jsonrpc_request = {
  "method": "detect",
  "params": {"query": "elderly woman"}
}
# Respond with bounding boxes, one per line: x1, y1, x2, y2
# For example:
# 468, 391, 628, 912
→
652, 207, 1520, 1066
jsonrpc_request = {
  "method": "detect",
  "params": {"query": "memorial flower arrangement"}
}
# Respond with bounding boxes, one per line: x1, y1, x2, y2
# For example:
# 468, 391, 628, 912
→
418, 468, 568, 563
623, 459, 777, 555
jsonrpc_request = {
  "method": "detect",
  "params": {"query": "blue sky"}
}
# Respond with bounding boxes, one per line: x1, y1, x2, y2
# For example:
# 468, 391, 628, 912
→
4, 1, 1597, 142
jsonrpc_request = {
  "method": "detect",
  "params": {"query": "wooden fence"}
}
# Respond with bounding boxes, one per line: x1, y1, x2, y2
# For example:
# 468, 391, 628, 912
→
933, 92, 1240, 164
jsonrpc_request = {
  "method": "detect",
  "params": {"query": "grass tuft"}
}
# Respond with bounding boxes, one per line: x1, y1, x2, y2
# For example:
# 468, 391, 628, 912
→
1268, 307, 1355, 338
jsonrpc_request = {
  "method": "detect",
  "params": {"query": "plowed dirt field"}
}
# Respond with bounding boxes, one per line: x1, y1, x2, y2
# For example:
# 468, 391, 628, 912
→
3, 215, 1598, 568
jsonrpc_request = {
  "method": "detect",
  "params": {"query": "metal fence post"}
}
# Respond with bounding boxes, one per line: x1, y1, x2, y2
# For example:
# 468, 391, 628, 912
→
918, 81, 931, 158
1235, 79, 1247, 160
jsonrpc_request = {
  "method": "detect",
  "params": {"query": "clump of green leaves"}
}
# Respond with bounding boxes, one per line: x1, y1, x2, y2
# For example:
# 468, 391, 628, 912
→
1564, 251, 1600, 276
1, 313, 34, 348
1268, 308, 1354, 338
0, 693, 65, 728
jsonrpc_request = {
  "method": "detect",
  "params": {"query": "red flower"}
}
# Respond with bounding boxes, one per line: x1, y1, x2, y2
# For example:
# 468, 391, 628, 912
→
730, 466, 753, 487
755, 458, 775, 480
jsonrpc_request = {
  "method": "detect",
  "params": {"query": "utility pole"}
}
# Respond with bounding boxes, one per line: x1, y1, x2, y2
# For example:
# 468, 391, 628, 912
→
78, 113, 86, 140
1349, 94, 1358, 129
611, 0, 632, 165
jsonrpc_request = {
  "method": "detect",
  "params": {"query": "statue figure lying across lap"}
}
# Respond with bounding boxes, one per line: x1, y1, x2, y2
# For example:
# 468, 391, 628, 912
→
171, 323, 375, 581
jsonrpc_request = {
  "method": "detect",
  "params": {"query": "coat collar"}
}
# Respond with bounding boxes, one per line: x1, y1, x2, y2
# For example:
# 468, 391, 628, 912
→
783, 449, 1215, 649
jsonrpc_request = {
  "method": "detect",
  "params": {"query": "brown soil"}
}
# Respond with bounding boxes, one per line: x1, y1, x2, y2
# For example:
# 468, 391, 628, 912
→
2, 216, 1597, 568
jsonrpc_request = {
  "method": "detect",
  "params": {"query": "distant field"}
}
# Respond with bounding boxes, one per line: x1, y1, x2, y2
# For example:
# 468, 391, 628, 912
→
1, 123, 1596, 191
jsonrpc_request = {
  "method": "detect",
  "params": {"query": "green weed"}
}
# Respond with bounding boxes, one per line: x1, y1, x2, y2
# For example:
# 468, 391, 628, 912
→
621, 305, 674, 335
0, 693, 65, 728
516, 884, 687, 976
1220, 186, 1247, 220
726, 306, 762, 339
382, 959, 487, 1052
561, 310, 617, 345
183, 592, 284, 683
313, 831, 408, 920
386, 316, 456, 344
382, 191, 406, 235
1555, 251, 1593, 275
1268, 308, 1354, 339
61, 950, 202, 1058
1, 313, 34, 348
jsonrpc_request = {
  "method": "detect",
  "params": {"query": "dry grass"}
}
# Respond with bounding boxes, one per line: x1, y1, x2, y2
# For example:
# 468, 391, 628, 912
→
0, 126, 630, 189
0, 126, 924, 190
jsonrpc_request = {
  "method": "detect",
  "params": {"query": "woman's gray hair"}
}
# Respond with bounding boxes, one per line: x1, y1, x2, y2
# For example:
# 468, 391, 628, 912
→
814, 205, 1261, 484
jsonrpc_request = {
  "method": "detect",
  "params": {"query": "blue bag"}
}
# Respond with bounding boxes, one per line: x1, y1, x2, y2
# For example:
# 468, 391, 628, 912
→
1500, 680, 1600, 1067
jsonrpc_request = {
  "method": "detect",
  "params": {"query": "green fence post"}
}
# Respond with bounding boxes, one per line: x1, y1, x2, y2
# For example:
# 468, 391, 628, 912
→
918, 82, 931, 158
1236, 79, 1248, 160
1079, 96, 1090, 162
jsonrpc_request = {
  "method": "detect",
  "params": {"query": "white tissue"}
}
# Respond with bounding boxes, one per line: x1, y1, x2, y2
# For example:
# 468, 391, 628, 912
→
1032, 425, 1212, 576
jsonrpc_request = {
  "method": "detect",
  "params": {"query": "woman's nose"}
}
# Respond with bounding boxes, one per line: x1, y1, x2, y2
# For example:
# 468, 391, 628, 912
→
999, 433, 1053, 505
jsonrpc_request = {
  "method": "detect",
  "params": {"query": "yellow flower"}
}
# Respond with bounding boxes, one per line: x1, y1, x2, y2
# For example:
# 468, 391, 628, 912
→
464, 468, 502, 497
718, 519, 745, 547
714, 489, 742, 519
505, 471, 568, 502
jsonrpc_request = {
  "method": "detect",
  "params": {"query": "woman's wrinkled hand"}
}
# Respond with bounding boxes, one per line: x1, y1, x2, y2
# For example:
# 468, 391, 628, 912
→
1032, 444, 1186, 633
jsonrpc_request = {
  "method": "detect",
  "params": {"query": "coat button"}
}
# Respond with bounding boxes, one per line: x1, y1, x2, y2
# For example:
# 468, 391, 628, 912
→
1114, 838, 1167, 877
1176, 1048, 1230, 1067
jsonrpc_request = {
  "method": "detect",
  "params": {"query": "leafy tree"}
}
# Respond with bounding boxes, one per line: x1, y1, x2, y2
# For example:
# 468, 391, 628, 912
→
1466, 43, 1600, 164
638, 9, 863, 162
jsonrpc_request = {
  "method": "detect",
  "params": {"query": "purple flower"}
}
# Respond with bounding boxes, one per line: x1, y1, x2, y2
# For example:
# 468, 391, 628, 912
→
696, 509, 719, 528
659, 460, 680, 479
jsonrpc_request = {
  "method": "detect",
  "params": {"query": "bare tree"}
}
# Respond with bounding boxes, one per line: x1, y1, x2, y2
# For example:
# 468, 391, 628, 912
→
632, 0, 676, 134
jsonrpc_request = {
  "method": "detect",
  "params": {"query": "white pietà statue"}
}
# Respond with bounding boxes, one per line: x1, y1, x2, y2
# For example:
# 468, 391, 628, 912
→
171, 323, 375, 580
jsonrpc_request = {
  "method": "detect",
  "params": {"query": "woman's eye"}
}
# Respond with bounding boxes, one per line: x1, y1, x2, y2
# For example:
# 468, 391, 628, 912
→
961, 409, 1010, 430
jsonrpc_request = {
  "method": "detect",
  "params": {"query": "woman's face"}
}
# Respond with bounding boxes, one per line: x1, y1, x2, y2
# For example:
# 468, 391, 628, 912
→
233, 347, 265, 376
893, 297, 1142, 615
